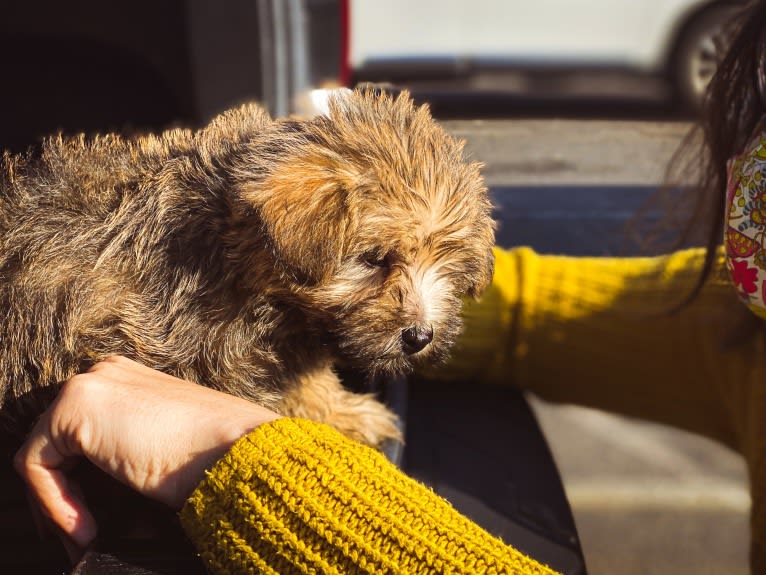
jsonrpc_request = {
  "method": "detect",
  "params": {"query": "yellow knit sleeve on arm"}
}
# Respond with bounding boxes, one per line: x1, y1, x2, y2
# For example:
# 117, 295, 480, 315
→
437, 245, 744, 444
179, 417, 561, 575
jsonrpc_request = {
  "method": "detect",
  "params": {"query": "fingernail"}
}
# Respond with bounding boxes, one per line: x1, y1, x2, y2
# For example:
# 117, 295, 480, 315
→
70, 517, 98, 549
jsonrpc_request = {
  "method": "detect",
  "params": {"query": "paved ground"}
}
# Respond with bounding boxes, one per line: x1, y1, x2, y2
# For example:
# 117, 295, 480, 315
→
533, 401, 748, 575
445, 117, 690, 186
439, 117, 751, 574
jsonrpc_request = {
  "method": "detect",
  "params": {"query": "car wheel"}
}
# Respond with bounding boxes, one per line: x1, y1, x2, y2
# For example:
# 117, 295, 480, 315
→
672, 3, 740, 113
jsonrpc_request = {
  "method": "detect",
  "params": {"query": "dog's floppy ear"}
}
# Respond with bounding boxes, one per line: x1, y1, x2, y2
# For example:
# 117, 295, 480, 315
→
467, 248, 495, 299
239, 147, 362, 284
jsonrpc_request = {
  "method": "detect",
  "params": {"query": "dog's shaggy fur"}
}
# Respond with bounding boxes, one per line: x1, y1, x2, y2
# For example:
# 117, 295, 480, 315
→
0, 89, 495, 446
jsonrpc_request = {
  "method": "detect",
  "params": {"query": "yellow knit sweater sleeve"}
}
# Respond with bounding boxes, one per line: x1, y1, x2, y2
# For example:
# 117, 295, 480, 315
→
440, 245, 743, 444
179, 417, 561, 575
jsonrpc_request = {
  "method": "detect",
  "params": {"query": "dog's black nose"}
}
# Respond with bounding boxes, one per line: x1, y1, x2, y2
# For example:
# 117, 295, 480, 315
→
401, 325, 433, 354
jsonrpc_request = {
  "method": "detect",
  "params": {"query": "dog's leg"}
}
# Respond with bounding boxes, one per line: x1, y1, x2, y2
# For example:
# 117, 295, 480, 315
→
280, 365, 402, 448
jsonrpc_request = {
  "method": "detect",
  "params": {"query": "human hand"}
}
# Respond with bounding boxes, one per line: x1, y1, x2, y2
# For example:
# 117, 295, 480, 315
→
14, 355, 281, 552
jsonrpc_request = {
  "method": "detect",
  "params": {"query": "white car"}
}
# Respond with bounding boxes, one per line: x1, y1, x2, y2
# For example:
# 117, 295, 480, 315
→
345, 0, 744, 110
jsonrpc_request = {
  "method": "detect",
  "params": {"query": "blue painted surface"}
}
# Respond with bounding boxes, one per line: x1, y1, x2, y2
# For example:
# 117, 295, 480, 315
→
490, 185, 686, 256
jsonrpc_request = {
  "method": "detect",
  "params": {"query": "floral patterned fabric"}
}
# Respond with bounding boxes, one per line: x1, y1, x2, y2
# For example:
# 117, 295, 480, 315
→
725, 135, 766, 319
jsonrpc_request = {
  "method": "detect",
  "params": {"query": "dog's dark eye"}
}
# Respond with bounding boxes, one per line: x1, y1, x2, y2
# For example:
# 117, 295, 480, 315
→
362, 252, 390, 269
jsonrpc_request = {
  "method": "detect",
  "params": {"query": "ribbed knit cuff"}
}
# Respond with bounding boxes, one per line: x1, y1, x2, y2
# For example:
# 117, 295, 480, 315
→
180, 417, 560, 575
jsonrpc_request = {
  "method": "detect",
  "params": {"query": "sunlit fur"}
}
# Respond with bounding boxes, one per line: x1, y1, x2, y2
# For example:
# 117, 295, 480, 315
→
0, 89, 495, 445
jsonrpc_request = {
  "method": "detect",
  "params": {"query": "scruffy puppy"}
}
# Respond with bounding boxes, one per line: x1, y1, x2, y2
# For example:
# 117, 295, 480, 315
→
0, 89, 495, 447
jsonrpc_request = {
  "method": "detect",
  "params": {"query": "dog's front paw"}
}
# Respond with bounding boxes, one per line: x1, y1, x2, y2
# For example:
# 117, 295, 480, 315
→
325, 391, 402, 449
281, 368, 402, 449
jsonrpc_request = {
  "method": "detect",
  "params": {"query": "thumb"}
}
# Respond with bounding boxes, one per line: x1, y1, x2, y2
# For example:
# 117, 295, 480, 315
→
14, 422, 98, 549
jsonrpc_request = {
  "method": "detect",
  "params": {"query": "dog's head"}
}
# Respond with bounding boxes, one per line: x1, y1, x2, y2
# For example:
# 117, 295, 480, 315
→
236, 89, 495, 374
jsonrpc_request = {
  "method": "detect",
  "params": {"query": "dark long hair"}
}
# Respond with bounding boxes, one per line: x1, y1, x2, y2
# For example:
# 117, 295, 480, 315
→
687, 0, 766, 295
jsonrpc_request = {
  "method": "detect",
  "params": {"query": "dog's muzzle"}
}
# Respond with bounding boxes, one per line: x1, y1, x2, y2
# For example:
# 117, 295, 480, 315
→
401, 325, 433, 354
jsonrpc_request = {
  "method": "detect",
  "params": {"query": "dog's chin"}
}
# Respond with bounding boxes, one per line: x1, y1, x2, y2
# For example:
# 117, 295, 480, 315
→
337, 343, 450, 380
367, 354, 416, 377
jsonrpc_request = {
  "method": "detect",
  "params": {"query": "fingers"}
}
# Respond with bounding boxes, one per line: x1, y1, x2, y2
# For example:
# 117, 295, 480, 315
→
15, 356, 281, 539
14, 357, 187, 553
14, 416, 98, 549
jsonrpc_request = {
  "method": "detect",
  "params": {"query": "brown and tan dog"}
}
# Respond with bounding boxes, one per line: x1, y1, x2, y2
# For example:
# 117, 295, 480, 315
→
0, 89, 495, 447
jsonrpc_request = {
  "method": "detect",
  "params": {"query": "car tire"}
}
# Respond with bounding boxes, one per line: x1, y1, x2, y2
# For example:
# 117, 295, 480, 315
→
671, 3, 740, 113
